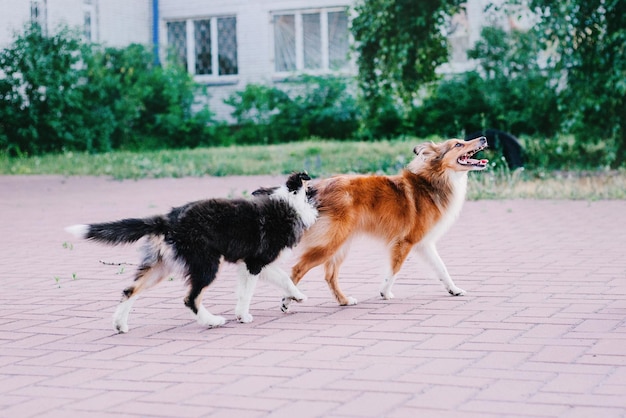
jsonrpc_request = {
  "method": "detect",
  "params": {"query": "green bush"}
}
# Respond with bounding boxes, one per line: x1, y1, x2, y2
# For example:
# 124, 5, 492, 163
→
0, 24, 91, 155
224, 84, 299, 144
409, 71, 490, 138
224, 75, 360, 144
83, 44, 217, 151
294, 75, 360, 140
0, 24, 216, 155
522, 136, 617, 171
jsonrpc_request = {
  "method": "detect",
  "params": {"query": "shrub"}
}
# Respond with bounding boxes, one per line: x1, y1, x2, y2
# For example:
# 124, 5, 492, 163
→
0, 24, 91, 155
81, 43, 217, 151
224, 75, 360, 144
0, 24, 216, 155
293, 75, 360, 140
409, 71, 490, 138
224, 84, 298, 144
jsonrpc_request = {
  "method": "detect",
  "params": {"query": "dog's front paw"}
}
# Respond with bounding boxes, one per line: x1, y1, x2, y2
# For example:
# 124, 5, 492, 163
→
339, 296, 358, 306
236, 313, 253, 323
380, 291, 395, 300
287, 292, 308, 303
197, 307, 226, 328
448, 286, 466, 296
280, 297, 292, 313
113, 320, 129, 334
202, 315, 226, 328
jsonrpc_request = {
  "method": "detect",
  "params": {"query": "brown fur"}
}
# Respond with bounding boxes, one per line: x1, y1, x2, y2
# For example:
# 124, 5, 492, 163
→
289, 137, 488, 306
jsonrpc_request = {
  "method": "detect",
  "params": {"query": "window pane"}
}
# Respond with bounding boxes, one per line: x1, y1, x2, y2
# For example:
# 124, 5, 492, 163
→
303, 13, 321, 70
328, 11, 349, 71
217, 17, 238, 75
274, 14, 295, 72
167, 21, 187, 69
30, 0, 47, 34
83, 11, 92, 41
194, 19, 212, 75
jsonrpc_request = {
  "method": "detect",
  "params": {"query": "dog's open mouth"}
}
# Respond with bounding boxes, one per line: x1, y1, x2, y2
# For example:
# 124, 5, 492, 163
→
458, 145, 489, 169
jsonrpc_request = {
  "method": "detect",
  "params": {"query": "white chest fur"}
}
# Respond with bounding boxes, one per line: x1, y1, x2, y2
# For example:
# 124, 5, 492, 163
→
420, 171, 468, 245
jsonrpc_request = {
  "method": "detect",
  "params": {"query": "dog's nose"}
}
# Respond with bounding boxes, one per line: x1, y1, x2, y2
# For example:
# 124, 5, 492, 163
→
478, 136, 487, 147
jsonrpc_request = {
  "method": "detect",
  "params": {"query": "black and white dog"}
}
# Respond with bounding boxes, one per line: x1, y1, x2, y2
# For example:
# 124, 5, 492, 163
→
66, 172, 317, 333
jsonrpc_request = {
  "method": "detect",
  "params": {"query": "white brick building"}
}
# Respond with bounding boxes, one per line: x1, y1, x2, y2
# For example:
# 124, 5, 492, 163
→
0, 0, 151, 48
1, 0, 522, 121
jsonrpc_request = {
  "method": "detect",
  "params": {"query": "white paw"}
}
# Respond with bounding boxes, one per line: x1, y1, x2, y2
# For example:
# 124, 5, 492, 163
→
448, 286, 466, 296
341, 296, 358, 306
236, 313, 253, 323
197, 307, 226, 328
280, 297, 292, 313
286, 291, 307, 303
380, 291, 395, 300
113, 319, 129, 334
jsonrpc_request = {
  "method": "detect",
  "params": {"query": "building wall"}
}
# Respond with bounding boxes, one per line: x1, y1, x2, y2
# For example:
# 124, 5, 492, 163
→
1, 0, 516, 122
98, 0, 151, 46
0, 0, 151, 49
159, 0, 353, 121
0, 1, 43, 48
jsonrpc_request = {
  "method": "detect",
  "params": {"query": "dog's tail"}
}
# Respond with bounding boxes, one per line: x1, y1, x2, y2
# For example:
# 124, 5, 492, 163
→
65, 215, 169, 245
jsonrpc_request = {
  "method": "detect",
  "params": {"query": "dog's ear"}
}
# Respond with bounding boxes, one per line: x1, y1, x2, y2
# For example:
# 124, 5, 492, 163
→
286, 172, 310, 193
252, 187, 277, 197
413, 142, 436, 158
286, 173, 303, 193
413, 144, 426, 155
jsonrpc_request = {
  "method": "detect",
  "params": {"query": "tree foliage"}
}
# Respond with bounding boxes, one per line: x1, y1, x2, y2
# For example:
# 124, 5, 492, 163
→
527, 0, 626, 166
408, 26, 561, 139
351, 0, 462, 119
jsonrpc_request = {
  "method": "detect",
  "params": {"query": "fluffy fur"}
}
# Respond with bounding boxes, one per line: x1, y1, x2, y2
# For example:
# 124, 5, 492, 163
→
282, 137, 488, 310
66, 172, 318, 333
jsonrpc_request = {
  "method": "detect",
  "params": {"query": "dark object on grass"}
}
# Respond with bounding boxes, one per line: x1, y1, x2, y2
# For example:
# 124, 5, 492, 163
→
465, 129, 524, 169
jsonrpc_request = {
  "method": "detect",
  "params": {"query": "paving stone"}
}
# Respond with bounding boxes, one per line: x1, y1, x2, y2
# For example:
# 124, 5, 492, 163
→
1, 175, 625, 416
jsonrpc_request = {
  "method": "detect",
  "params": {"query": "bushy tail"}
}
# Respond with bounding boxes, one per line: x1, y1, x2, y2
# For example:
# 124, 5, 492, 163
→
65, 216, 168, 245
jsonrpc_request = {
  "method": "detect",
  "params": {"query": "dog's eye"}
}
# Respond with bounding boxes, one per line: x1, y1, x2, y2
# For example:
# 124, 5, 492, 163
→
455, 143, 463, 147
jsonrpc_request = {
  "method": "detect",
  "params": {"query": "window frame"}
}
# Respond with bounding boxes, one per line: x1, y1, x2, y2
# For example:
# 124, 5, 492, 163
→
82, 0, 96, 42
271, 7, 352, 77
166, 15, 238, 84
30, 0, 48, 35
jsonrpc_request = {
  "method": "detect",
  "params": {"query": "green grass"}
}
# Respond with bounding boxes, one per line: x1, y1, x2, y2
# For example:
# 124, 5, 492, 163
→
0, 140, 412, 178
2, 139, 625, 200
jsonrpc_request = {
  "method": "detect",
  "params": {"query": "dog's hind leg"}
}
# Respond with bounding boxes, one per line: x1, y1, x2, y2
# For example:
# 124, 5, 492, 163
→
184, 260, 226, 328
323, 240, 357, 306
235, 263, 259, 323
416, 243, 466, 296
113, 261, 169, 333
258, 264, 307, 313
380, 239, 414, 300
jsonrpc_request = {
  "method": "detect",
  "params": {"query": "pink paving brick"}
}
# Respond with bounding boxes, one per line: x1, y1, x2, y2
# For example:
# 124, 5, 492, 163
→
1, 176, 626, 417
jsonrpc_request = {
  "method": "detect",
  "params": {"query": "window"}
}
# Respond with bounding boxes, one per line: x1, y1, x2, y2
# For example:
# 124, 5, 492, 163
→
167, 16, 238, 79
30, 0, 47, 34
273, 8, 350, 74
83, 0, 96, 42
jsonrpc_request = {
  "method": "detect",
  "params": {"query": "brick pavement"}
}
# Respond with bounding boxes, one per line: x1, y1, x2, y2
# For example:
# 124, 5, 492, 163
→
1, 175, 625, 418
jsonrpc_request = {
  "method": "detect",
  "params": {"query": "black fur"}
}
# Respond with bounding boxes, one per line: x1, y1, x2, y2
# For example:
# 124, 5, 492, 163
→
253, 173, 318, 202
71, 172, 314, 326
286, 172, 311, 192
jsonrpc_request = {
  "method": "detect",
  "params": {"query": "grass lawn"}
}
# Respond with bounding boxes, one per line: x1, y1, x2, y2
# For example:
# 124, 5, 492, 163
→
2, 139, 624, 200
